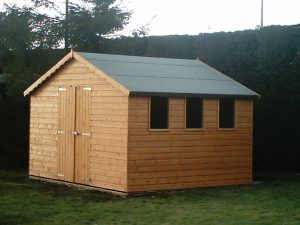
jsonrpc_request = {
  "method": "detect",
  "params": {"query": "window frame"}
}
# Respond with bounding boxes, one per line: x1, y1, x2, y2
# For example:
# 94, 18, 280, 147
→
185, 97, 205, 131
218, 98, 237, 130
149, 96, 170, 131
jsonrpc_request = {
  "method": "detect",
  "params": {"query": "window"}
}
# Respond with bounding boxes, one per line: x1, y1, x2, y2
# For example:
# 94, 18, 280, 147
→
150, 96, 168, 129
186, 97, 203, 129
219, 98, 235, 128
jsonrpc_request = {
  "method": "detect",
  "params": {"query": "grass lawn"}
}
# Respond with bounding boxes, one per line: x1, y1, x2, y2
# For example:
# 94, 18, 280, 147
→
0, 170, 300, 225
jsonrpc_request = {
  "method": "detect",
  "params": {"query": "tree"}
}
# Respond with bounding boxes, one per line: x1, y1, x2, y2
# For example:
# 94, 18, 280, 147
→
29, 0, 131, 51
0, 4, 62, 51
66, 0, 131, 51
1, 1, 130, 51
0, 5, 63, 98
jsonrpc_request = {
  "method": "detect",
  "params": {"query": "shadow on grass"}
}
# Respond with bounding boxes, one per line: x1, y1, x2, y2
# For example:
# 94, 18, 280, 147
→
0, 170, 120, 202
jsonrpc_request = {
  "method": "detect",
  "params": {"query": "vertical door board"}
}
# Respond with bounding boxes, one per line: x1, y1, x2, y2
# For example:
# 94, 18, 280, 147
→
57, 86, 75, 182
74, 86, 91, 184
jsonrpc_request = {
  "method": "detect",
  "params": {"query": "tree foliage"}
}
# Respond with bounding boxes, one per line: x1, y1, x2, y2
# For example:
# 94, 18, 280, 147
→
67, 0, 130, 50
1, 0, 131, 51
0, 5, 62, 51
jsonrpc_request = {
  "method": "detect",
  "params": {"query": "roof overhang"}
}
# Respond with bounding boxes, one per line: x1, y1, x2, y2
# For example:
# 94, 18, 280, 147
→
23, 51, 74, 96
129, 91, 260, 100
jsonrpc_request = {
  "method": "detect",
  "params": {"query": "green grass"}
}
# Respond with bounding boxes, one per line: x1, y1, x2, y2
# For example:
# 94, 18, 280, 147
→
0, 170, 300, 225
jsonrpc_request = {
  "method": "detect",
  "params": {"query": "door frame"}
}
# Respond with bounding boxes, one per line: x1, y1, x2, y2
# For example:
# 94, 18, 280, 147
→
57, 85, 91, 184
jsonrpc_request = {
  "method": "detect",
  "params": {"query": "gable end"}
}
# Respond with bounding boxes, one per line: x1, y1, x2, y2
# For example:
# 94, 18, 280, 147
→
23, 51, 130, 96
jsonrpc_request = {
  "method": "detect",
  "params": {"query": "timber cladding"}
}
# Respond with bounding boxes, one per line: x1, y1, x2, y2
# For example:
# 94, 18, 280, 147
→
128, 97, 253, 192
29, 59, 128, 192
25, 51, 258, 194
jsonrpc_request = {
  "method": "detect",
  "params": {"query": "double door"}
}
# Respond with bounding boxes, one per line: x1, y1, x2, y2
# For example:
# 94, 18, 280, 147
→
57, 86, 91, 184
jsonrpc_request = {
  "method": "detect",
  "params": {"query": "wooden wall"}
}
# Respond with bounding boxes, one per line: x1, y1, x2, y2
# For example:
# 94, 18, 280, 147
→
29, 59, 128, 192
127, 97, 253, 192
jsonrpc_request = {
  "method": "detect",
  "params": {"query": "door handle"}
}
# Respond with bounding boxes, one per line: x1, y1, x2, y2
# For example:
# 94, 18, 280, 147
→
72, 131, 80, 136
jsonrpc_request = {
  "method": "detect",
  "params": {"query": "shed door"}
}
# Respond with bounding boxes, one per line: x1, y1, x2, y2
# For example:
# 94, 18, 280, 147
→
57, 86, 76, 182
74, 86, 91, 184
57, 86, 91, 184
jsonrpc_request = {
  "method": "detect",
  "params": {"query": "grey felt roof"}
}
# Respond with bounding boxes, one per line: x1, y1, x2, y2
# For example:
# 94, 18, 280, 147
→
77, 52, 259, 99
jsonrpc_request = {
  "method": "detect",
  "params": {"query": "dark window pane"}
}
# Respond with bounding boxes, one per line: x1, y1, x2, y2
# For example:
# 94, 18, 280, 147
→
219, 98, 235, 128
150, 97, 168, 129
186, 97, 203, 128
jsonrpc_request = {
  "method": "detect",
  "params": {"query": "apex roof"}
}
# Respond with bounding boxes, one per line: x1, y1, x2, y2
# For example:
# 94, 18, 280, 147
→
24, 51, 259, 99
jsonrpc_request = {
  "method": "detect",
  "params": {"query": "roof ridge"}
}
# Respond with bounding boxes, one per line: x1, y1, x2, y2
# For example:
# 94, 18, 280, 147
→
84, 58, 203, 68
77, 51, 198, 62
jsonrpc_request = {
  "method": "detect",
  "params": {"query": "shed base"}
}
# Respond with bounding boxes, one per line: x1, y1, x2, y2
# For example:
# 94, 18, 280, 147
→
29, 175, 252, 197
29, 175, 128, 197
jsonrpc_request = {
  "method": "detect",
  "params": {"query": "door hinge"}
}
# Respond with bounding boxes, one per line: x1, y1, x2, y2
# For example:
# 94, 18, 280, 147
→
58, 87, 66, 91
57, 173, 64, 177
83, 87, 92, 91
57, 130, 64, 134
82, 132, 91, 136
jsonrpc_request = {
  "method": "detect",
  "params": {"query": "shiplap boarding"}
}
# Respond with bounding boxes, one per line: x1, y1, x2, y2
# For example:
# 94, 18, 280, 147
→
127, 97, 253, 192
25, 51, 258, 194
29, 59, 128, 192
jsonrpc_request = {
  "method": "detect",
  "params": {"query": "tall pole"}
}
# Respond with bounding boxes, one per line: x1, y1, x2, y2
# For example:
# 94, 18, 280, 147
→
65, 0, 69, 51
261, 0, 264, 28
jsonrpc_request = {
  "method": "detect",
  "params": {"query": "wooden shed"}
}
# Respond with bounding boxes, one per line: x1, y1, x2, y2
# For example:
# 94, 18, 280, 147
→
24, 51, 259, 194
